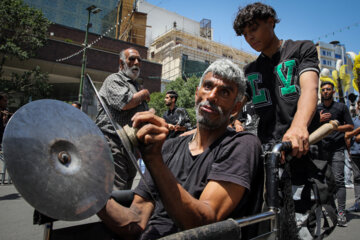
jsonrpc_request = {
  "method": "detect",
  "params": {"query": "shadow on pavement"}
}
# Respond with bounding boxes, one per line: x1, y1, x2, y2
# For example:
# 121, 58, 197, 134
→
0, 193, 21, 201
346, 212, 360, 222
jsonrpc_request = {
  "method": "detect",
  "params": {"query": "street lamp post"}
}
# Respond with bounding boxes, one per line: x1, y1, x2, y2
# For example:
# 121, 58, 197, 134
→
78, 5, 101, 104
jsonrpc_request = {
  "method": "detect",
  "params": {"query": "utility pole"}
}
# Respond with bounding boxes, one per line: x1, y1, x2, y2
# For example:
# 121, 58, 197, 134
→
78, 5, 101, 104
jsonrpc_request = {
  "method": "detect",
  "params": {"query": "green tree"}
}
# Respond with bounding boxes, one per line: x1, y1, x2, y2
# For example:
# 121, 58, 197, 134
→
0, 0, 50, 72
0, 0, 51, 108
148, 76, 200, 126
0, 66, 52, 106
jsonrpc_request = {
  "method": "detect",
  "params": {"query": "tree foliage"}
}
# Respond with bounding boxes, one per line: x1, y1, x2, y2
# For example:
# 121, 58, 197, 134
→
0, 0, 51, 108
0, 0, 50, 71
0, 66, 53, 106
148, 76, 200, 126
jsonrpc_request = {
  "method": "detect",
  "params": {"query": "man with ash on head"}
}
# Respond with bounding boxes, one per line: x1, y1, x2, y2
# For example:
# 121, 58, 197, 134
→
163, 90, 191, 138
98, 59, 263, 240
96, 47, 150, 190
317, 81, 354, 227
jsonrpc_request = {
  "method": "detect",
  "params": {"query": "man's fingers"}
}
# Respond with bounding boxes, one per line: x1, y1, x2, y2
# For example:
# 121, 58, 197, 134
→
291, 138, 300, 158
136, 124, 169, 144
132, 111, 168, 129
144, 133, 168, 144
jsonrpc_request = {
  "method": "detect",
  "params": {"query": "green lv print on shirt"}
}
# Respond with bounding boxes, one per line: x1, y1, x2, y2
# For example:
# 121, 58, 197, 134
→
276, 60, 297, 96
247, 73, 271, 106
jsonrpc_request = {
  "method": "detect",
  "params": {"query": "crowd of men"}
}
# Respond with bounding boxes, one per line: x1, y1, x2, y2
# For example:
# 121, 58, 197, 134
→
92, 2, 359, 239
2, 2, 360, 240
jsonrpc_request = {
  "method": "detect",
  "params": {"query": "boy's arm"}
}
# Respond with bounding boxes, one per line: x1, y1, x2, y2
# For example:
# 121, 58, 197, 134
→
282, 71, 319, 158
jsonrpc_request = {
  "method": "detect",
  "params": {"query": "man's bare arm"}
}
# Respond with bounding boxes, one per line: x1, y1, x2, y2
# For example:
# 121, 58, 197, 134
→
98, 195, 154, 239
282, 71, 318, 158
122, 89, 150, 110
336, 124, 354, 133
132, 112, 246, 230
143, 156, 245, 230
345, 127, 360, 139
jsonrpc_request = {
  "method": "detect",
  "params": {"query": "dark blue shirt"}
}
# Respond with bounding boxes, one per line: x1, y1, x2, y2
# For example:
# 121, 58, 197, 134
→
350, 116, 360, 155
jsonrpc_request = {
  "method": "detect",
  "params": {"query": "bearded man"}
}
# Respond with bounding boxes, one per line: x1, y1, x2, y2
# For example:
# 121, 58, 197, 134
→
96, 47, 150, 190
317, 81, 354, 226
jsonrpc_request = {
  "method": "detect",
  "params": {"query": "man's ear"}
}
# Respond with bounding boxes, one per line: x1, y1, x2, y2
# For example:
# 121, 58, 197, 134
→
119, 59, 125, 69
231, 96, 246, 115
194, 86, 199, 102
267, 17, 275, 29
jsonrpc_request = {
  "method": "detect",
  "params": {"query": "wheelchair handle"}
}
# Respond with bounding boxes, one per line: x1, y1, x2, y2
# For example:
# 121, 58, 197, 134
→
266, 119, 339, 211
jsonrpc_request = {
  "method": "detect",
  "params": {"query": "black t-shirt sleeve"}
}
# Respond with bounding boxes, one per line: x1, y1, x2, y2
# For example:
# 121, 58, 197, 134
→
133, 137, 188, 200
207, 134, 262, 190
298, 41, 320, 76
133, 169, 156, 201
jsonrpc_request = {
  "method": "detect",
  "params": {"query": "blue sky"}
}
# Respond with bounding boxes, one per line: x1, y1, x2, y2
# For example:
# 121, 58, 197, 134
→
145, 0, 360, 56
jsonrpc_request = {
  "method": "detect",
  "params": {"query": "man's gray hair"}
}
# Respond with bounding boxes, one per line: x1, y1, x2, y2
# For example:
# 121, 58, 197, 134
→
199, 59, 246, 102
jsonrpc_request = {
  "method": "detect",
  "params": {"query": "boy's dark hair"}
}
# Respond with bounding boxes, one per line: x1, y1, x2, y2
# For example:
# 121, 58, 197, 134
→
166, 90, 178, 102
233, 2, 280, 36
320, 81, 335, 89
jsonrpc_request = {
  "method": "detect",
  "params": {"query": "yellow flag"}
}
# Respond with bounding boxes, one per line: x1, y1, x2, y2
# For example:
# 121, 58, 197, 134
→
352, 78, 359, 92
340, 65, 351, 93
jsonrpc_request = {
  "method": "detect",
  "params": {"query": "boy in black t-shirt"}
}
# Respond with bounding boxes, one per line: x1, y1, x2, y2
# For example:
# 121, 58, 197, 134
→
233, 2, 319, 156
233, 2, 330, 239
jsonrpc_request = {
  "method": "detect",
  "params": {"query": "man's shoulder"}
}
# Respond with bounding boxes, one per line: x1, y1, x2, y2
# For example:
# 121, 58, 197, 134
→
162, 134, 192, 151
332, 101, 348, 110
104, 72, 124, 81
222, 129, 261, 147
283, 39, 316, 50
244, 55, 264, 73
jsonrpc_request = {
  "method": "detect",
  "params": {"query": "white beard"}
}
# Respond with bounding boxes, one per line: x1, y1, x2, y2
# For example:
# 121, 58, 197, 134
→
123, 64, 140, 80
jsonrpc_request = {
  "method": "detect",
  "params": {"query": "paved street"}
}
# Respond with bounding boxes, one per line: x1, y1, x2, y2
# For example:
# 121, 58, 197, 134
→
1, 180, 360, 240
1, 155, 360, 240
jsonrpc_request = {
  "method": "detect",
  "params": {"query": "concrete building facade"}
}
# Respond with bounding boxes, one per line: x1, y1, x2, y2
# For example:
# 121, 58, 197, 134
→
148, 28, 256, 82
137, 1, 256, 84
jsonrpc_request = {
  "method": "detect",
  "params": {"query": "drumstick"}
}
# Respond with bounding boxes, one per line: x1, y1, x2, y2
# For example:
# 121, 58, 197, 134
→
309, 120, 339, 145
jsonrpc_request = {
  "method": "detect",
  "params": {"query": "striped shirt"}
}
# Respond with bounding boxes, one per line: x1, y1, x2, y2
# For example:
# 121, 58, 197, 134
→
95, 71, 148, 135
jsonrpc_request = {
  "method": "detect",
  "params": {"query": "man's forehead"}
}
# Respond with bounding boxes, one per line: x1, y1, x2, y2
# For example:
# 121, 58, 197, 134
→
126, 49, 140, 56
202, 72, 235, 86
321, 84, 333, 88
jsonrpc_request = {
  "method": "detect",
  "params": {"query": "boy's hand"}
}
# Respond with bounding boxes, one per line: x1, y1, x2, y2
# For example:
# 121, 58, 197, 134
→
282, 126, 309, 160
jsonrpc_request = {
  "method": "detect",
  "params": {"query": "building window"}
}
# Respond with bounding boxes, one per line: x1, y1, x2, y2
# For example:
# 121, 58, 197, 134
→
151, 52, 155, 58
322, 60, 326, 65
182, 54, 188, 61
335, 54, 341, 59
175, 37, 183, 45
322, 50, 326, 56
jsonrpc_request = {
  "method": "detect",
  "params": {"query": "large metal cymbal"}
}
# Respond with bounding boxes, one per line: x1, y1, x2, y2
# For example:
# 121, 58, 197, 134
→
2, 99, 114, 221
